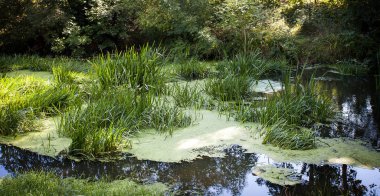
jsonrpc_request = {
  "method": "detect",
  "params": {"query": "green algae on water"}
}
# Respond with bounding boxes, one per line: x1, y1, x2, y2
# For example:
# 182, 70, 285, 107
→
0, 118, 71, 157
252, 164, 302, 186
127, 110, 380, 168
4, 70, 53, 81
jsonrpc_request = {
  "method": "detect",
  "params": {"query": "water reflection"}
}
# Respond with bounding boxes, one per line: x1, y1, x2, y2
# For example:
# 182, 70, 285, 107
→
1, 144, 379, 195
303, 69, 380, 148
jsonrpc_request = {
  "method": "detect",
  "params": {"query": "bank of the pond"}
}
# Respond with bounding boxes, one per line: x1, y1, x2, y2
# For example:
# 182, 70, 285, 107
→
127, 110, 380, 168
0, 172, 167, 195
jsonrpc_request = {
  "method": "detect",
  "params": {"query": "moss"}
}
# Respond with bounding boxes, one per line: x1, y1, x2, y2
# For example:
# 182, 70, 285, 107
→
0, 171, 167, 195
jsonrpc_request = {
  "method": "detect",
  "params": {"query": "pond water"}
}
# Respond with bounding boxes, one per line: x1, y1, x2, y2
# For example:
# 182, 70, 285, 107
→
0, 71, 379, 195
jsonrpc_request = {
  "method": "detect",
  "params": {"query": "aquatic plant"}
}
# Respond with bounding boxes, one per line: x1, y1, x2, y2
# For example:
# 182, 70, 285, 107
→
29, 86, 76, 116
0, 76, 76, 135
232, 72, 335, 150
327, 59, 370, 76
52, 65, 75, 86
205, 75, 251, 101
216, 52, 283, 78
0, 77, 46, 135
175, 59, 211, 80
145, 101, 192, 133
237, 74, 335, 127
93, 45, 165, 92
262, 120, 315, 150
59, 88, 191, 155
0, 171, 167, 195
170, 82, 205, 108
0, 54, 89, 72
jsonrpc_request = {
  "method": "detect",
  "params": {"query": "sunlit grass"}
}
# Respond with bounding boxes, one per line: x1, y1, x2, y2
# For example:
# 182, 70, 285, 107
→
93, 45, 165, 93
0, 76, 76, 135
0, 54, 89, 72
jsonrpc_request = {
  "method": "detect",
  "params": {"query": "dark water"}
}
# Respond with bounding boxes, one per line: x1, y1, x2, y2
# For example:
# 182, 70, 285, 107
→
0, 145, 380, 195
1, 73, 380, 195
306, 70, 380, 148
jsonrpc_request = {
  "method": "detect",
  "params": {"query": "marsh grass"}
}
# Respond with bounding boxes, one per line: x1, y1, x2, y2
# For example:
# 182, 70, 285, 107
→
93, 45, 165, 93
0, 54, 89, 72
262, 120, 315, 150
146, 101, 192, 133
175, 59, 211, 80
237, 74, 334, 127
0, 171, 166, 195
52, 65, 75, 85
0, 76, 76, 135
30, 86, 76, 116
230, 72, 335, 150
216, 52, 283, 78
205, 75, 251, 102
170, 82, 205, 108
328, 59, 370, 76
59, 88, 191, 155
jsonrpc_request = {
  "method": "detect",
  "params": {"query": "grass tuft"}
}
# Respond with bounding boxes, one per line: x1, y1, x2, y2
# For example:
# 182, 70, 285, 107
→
93, 45, 165, 92
175, 59, 211, 80
262, 120, 315, 150
205, 75, 251, 102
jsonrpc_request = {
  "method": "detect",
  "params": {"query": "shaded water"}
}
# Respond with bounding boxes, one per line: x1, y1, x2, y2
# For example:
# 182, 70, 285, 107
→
305, 69, 380, 148
1, 73, 380, 195
1, 145, 379, 195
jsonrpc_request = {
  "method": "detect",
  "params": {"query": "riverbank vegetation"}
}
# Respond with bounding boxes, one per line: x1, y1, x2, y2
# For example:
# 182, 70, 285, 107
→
0, 0, 379, 156
0, 171, 167, 195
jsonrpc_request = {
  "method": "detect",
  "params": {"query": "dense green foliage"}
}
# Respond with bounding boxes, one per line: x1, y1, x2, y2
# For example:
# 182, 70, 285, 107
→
59, 88, 191, 156
0, 171, 167, 195
1, 0, 379, 69
0, 0, 376, 154
0, 76, 75, 135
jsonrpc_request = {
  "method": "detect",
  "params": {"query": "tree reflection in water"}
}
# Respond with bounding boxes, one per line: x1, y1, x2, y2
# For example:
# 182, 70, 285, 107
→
1, 144, 379, 195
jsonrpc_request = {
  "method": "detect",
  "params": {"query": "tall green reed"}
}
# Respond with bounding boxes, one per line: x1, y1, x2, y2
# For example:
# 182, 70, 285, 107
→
93, 45, 165, 93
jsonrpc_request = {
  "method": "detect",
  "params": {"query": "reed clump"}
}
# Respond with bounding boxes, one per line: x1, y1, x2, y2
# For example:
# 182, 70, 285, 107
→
0, 76, 76, 135
236, 73, 335, 150
59, 88, 191, 156
205, 75, 251, 102
175, 59, 211, 80
93, 45, 165, 93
